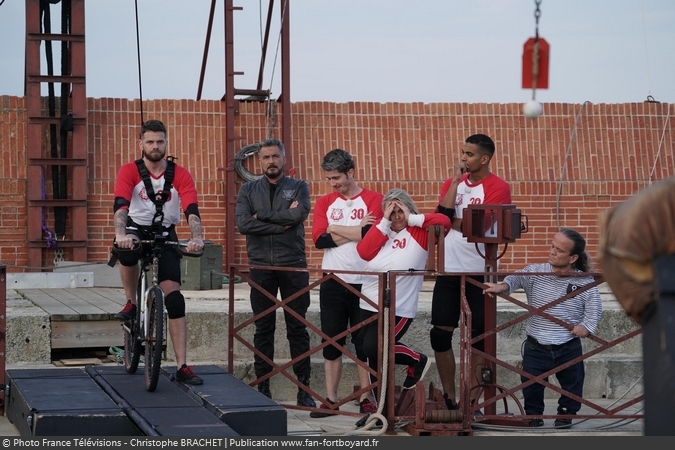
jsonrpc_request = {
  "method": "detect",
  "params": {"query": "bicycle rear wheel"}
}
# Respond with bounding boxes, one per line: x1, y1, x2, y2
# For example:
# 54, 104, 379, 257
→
124, 272, 144, 373
144, 285, 164, 392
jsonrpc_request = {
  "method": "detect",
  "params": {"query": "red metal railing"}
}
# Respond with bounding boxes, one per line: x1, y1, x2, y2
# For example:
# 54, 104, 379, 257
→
226, 231, 644, 435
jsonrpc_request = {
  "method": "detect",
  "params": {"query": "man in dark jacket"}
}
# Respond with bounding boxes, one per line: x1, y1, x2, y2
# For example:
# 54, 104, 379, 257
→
235, 137, 315, 407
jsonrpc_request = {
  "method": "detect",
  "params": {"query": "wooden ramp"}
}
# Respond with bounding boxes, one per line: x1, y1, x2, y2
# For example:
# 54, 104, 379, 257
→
17, 288, 128, 349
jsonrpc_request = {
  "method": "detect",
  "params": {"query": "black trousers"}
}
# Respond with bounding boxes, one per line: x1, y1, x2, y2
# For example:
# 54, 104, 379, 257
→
249, 266, 311, 379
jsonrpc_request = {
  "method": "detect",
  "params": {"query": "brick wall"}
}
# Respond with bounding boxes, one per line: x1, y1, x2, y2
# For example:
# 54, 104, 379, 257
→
1, 95, 673, 274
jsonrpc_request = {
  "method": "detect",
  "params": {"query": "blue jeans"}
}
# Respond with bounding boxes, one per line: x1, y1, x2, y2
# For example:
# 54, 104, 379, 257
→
521, 337, 584, 415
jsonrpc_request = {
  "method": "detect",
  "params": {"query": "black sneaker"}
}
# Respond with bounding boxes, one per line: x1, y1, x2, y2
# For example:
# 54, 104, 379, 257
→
309, 398, 338, 418
359, 398, 377, 414
403, 353, 431, 389
443, 393, 458, 411
176, 364, 203, 385
114, 301, 137, 321
554, 407, 576, 428
529, 419, 544, 427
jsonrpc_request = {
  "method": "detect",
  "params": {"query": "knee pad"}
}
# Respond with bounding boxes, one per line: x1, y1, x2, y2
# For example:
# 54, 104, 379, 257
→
164, 291, 185, 319
430, 327, 454, 353
322, 342, 344, 361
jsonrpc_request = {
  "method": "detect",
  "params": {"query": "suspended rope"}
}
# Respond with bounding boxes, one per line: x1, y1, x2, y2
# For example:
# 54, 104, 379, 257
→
640, 0, 652, 98
264, 0, 288, 138
39, 0, 63, 253
531, 0, 541, 97
58, 0, 72, 240
320, 275, 392, 436
648, 107, 671, 185
555, 101, 589, 230
134, 0, 145, 124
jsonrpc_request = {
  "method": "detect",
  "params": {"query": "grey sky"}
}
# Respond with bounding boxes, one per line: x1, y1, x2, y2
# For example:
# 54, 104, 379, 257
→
1, 0, 673, 104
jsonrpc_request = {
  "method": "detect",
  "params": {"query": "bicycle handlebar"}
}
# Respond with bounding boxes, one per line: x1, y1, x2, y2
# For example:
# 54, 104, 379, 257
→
114, 239, 204, 258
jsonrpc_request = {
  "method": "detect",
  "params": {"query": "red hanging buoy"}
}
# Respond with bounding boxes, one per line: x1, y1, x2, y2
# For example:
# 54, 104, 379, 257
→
522, 37, 550, 89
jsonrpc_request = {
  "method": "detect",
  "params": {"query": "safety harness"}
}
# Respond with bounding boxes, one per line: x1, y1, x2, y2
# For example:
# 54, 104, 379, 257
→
135, 157, 176, 232
107, 158, 176, 267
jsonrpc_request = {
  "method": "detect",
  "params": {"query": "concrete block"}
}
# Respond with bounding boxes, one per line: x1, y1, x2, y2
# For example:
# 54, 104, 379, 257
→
53, 262, 122, 288
7, 272, 94, 289
605, 358, 644, 399
6, 291, 51, 364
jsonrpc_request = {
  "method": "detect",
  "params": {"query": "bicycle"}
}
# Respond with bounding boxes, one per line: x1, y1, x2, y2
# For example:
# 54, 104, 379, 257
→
115, 234, 203, 391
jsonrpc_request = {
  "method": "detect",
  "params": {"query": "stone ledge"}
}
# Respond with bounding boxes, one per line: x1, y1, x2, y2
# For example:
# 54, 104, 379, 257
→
5, 281, 643, 405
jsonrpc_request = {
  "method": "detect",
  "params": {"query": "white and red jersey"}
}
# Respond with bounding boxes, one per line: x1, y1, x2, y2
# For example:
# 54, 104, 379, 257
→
312, 189, 384, 284
439, 172, 511, 273
113, 161, 199, 227
357, 213, 451, 318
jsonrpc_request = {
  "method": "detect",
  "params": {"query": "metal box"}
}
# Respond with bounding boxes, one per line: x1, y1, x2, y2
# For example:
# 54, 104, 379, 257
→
5, 368, 142, 436
180, 241, 223, 290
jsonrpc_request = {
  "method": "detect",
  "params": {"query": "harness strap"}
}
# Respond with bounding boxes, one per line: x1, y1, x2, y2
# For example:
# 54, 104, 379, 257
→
135, 158, 176, 233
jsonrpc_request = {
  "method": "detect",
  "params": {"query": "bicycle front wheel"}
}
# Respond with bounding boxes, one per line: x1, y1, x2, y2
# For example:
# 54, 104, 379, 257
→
144, 286, 165, 392
124, 273, 144, 373
123, 314, 142, 373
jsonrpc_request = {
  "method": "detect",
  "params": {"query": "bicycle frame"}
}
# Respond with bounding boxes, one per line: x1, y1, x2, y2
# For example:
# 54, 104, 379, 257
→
119, 231, 203, 391
139, 239, 165, 342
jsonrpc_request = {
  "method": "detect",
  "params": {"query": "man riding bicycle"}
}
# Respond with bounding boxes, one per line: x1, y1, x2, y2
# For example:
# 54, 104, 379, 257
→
111, 119, 205, 385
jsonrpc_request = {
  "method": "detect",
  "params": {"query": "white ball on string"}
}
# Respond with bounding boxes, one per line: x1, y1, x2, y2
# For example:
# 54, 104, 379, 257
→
523, 101, 543, 119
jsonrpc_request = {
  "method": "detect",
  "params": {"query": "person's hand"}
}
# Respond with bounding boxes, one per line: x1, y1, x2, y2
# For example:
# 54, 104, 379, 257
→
360, 213, 377, 227
289, 201, 298, 209
115, 235, 137, 249
571, 324, 590, 338
186, 238, 204, 253
483, 282, 507, 298
451, 162, 468, 180
395, 200, 411, 222
383, 201, 396, 220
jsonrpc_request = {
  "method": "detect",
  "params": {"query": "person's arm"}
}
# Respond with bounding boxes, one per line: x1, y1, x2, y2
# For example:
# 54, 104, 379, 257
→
312, 194, 369, 248
408, 212, 452, 231
184, 208, 205, 253
112, 163, 136, 249
483, 281, 510, 297
483, 268, 530, 297
438, 163, 466, 209
357, 201, 395, 261
255, 180, 310, 227
235, 183, 286, 235
484, 176, 512, 204
113, 208, 136, 249
312, 195, 337, 248
356, 218, 389, 262
573, 285, 603, 338
327, 211, 377, 244
174, 167, 204, 252
436, 204, 455, 221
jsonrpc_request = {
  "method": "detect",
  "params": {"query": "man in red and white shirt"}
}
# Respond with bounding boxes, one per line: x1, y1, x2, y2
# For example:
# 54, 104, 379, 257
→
112, 119, 205, 385
311, 149, 383, 417
430, 134, 512, 411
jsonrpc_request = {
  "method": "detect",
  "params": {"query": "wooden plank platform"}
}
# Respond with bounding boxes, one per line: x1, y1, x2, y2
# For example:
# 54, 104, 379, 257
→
18, 288, 127, 321
17, 288, 128, 349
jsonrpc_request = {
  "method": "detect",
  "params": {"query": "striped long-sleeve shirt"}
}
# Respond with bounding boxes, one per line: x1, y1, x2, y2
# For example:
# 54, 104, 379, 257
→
502, 263, 602, 345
